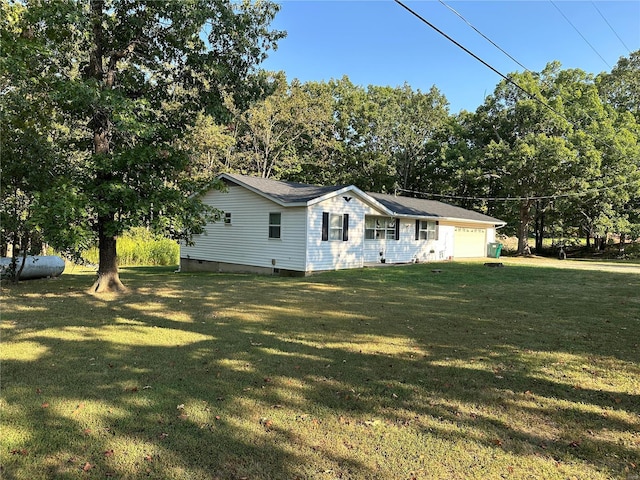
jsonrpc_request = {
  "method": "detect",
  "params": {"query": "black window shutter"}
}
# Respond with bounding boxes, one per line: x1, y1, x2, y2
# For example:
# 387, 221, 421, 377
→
435, 221, 439, 241
342, 214, 349, 241
395, 218, 400, 241
321, 212, 329, 241
415, 220, 420, 241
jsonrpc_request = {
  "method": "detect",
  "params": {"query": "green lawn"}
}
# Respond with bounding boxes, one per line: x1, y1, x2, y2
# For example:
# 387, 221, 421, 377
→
1, 261, 639, 479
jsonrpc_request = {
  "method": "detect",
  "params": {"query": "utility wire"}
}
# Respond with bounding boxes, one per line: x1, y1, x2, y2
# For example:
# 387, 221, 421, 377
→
591, 0, 632, 54
395, 0, 628, 154
437, 0, 530, 73
399, 179, 640, 203
393, 0, 636, 204
393, 0, 573, 126
434, 0, 629, 163
550, 0, 611, 69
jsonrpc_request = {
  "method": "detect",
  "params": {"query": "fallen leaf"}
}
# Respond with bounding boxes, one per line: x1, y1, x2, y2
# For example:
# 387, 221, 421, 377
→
10, 449, 28, 456
144, 454, 153, 462
82, 462, 92, 472
492, 439, 503, 446
263, 377, 272, 383
104, 449, 114, 457
569, 440, 581, 448
177, 413, 188, 420
159, 432, 169, 439
41, 402, 50, 408
83, 428, 92, 435
36, 388, 42, 394
176, 404, 185, 410
72, 403, 85, 415
259, 417, 273, 429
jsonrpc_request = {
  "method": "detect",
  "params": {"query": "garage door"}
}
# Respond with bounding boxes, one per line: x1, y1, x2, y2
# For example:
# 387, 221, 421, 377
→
453, 227, 487, 258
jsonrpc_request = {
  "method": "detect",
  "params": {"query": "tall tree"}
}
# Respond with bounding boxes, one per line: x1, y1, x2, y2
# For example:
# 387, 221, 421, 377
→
478, 64, 587, 254
229, 73, 333, 179
598, 50, 640, 123
368, 84, 450, 193
11, 0, 284, 292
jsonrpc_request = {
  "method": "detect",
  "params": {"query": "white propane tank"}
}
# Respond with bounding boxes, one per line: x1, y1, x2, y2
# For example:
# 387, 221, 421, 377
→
0, 256, 65, 280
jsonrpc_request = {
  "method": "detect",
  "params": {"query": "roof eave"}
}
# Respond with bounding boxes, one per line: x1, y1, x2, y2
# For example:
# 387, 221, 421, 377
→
395, 213, 506, 226
219, 173, 293, 207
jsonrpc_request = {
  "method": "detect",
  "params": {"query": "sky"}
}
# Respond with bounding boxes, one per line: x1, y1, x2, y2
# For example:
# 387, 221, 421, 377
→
260, 0, 640, 113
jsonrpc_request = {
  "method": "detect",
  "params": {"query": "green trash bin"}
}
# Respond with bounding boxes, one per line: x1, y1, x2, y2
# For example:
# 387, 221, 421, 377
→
488, 242, 503, 258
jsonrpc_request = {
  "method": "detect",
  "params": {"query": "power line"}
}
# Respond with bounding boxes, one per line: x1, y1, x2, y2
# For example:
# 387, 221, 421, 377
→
394, 0, 629, 155
393, 0, 573, 126
590, 1, 632, 54
437, 0, 530, 74
393, 0, 637, 205
549, 0, 612, 69
399, 179, 640, 203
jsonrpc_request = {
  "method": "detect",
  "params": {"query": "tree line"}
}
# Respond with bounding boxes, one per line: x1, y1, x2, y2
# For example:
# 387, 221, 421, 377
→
187, 58, 640, 257
1, 1, 638, 289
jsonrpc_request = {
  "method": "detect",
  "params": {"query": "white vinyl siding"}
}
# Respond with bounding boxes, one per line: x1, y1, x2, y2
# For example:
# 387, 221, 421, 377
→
307, 196, 372, 272
181, 186, 307, 271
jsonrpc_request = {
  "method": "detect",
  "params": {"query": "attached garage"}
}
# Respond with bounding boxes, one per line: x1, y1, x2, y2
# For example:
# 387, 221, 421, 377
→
453, 226, 487, 258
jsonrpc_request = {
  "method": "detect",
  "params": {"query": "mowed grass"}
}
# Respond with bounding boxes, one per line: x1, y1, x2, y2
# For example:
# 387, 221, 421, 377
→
1, 261, 638, 480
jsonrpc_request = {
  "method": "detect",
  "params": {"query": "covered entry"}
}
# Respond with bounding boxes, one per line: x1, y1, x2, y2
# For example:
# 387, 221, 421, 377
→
453, 226, 487, 258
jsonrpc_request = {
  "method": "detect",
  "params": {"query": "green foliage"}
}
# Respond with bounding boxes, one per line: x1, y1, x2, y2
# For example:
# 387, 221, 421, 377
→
2, 0, 284, 289
82, 228, 179, 266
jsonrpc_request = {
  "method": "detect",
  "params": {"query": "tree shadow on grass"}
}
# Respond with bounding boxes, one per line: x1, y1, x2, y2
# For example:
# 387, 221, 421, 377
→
1, 264, 639, 479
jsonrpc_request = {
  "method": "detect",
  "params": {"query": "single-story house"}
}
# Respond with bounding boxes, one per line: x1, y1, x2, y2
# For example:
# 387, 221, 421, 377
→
180, 173, 506, 275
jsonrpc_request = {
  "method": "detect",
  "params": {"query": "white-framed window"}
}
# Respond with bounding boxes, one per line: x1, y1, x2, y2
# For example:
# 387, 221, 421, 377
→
418, 220, 437, 240
224, 212, 232, 224
268, 212, 281, 239
329, 213, 343, 241
322, 212, 349, 241
365, 216, 396, 240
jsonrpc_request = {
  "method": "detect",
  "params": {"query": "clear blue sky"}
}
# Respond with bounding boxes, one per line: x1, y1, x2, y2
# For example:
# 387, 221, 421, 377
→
260, 1, 640, 113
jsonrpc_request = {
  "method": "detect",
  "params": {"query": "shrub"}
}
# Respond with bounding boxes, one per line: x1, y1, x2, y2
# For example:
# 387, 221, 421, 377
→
81, 228, 179, 266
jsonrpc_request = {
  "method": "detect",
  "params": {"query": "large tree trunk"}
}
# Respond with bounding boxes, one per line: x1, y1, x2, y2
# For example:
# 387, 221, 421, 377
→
91, 215, 126, 293
87, 0, 125, 293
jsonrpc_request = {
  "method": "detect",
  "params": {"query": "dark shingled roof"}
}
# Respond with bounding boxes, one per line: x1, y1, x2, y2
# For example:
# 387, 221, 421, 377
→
223, 173, 345, 204
367, 192, 504, 224
221, 173, 505, 224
